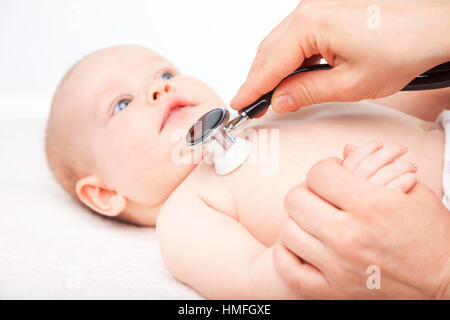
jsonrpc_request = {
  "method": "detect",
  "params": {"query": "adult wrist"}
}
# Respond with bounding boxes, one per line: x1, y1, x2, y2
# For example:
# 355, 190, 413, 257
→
393, 1, 450, 75
437, 277, 450, 299
434, 256, 450, 299
403, 0, 450, 72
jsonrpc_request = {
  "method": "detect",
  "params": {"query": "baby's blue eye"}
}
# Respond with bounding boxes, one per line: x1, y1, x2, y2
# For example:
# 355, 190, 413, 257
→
113, 99, 131, 114
159, 72, 174, 80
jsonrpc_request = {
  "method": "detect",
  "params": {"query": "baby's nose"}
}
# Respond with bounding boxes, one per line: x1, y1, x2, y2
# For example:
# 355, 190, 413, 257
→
148, 82, 173, 105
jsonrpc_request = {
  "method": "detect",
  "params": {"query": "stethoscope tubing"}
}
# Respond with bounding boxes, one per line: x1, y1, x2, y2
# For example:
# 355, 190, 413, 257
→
242, 61, 450, 119
289, 61, 450, 91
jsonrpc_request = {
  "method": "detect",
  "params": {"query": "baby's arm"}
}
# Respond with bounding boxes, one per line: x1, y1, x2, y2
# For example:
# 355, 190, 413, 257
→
156, 185, 303, 299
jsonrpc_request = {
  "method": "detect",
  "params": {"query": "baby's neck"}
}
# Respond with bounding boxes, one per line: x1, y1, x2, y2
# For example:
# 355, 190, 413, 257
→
119, 200, 163, 227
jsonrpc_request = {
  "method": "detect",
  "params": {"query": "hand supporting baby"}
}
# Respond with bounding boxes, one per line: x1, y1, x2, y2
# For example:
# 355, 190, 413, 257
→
275, 140, 450, 299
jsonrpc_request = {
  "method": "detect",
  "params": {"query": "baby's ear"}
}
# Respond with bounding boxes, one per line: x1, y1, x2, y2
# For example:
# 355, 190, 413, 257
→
75, 175, 127, 217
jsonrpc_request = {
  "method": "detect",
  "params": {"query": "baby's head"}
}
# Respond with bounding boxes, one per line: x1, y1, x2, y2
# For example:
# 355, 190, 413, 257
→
46, 45, 224, 226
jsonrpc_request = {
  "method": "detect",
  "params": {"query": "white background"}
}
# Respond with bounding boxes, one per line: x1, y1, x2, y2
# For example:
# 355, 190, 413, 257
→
0, 0, 299, 120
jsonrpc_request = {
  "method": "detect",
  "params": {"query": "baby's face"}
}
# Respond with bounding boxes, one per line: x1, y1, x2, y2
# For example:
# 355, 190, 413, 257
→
71, 46, 224, 221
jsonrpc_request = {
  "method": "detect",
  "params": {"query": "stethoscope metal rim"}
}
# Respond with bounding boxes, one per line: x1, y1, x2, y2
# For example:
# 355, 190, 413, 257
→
185, 107, 230, 150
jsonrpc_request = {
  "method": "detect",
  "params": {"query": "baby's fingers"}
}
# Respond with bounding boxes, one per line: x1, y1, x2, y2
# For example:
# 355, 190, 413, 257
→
342, 140, 417, 193
387, 173, 417, 193
354, 144, 408, 179
342, 140, 383, 172
369, 161, 417, 186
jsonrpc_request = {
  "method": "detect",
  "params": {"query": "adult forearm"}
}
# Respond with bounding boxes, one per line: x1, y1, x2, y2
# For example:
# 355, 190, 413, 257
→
435, 1, 450, 62
410, 0, 450, 67
367, 86, 450, 121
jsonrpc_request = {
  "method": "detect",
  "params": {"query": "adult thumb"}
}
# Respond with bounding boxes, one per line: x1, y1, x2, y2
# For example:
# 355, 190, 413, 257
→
271, 67, 351, 113
408, 180, 442, 205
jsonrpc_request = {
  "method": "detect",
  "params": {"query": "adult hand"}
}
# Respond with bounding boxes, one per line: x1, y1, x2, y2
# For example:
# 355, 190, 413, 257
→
231, 0, 450, 114
274, 150, 450, 299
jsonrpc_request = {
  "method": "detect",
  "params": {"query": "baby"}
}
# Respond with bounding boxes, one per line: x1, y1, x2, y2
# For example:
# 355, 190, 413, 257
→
46, 45, 446, 299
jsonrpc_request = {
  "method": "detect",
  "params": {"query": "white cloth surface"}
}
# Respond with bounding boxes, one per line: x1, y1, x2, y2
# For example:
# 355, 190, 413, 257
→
0, 117, 202, 299
438, 110, 450, 209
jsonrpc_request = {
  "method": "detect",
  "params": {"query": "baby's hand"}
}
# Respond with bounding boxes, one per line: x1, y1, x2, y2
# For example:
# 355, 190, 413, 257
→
342, 140, 417, 193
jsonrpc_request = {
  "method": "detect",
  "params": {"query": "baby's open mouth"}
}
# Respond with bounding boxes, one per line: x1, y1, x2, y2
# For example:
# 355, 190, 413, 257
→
160, 97, 195, 132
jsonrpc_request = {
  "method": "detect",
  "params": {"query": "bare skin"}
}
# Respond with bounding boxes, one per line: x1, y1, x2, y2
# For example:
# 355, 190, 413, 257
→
157, 102, 444, 299
53, 46, 446, 299
227, 0, 450, 298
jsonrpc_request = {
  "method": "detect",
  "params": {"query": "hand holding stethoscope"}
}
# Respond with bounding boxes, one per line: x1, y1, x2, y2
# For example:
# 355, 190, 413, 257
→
186, 62, 450, 160
230, 0, 450, 116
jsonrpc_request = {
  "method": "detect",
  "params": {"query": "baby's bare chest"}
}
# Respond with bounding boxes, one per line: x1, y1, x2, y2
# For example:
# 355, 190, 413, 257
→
221, 126, 335, 246
195, 105, 432, 247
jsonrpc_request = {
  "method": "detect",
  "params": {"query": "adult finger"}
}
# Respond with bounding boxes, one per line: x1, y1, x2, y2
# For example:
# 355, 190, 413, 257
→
271, 65, 354, 113
249, 55, 323, 117
247, 12, 295, 78
284, 183, 346, 241
273, 242, 330, 299
405, 180, 440, 204
279, 218, 331, 271
306, 157, 386, 213
230, 26, 305, 110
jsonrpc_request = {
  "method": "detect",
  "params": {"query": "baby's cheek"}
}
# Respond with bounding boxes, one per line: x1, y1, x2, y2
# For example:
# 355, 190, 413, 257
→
121, 140, 161, 200
94, 135, 138, 194
100, 111, 168, 202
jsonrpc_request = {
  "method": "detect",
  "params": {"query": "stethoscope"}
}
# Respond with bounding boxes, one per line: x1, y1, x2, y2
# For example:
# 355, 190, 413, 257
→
185, 61, 450, 159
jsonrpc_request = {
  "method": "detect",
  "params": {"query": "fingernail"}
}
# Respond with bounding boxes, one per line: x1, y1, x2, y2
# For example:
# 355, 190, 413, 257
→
371, 139, 383, 148
274, 95, 295, 112
398, 144, 408, 152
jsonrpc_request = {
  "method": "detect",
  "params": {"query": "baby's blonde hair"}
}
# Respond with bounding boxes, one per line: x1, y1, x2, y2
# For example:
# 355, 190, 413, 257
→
45, 58, 92, 198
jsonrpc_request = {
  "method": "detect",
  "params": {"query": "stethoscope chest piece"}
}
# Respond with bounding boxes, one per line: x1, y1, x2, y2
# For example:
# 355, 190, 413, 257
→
185, 107, 231, 150
185, 107, 251, 175
213, 136, 251, 175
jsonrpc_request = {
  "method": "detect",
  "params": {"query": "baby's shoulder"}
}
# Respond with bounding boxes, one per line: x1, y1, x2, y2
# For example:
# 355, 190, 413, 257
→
166, 163, 238, 220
